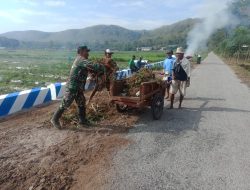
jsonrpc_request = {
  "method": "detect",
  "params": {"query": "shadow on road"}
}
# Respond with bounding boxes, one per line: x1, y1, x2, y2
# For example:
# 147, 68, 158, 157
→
184, 97, 225, 101
130, 97, 250, 135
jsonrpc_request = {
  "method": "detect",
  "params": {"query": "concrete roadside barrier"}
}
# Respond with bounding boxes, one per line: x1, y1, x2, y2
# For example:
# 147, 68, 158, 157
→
116, 69, 132, 80
0, 87, 51, 117
48, 82, 66, 100
145, 61, 163, 69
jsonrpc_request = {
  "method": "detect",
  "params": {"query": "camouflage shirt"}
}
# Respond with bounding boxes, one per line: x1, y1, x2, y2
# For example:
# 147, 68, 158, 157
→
66, 55, 92, 92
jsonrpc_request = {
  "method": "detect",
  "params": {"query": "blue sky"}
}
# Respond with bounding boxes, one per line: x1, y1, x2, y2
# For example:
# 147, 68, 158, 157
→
0, 0, 231, 33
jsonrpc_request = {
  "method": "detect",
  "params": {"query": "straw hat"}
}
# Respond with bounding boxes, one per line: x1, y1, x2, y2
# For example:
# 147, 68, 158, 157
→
176, 47, 184, 54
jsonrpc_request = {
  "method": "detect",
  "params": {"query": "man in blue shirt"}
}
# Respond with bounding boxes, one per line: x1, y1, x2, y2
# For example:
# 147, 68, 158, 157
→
163, 50, 175, 99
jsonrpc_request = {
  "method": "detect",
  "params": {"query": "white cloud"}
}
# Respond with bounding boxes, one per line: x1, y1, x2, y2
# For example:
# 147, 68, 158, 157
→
46, 11, 169, 31
0, 10, 26, 23
191, 0, 233, 18
15, 0, 39, 6
112, 1, 144, 8
17, 8, 52, 16
0, 7, 53, 28
44, 0, 66, 7
1, 0, 236, 33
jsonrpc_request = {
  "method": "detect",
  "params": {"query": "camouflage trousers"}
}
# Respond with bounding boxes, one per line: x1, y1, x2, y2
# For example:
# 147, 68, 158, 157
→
59, 88, 86, 110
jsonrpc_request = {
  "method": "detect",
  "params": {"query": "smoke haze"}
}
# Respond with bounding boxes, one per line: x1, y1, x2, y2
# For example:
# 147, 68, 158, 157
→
186, 0, 237, 55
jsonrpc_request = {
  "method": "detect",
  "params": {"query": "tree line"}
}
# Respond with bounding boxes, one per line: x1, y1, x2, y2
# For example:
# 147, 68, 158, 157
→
209, 0, 250, 58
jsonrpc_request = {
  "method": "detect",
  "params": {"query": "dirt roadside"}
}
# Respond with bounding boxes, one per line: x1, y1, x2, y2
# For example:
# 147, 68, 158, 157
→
0, 91, 140, 190
221, 57, 250, 88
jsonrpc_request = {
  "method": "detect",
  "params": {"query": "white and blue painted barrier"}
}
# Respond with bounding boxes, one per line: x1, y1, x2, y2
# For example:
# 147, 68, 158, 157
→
0, 87, 51, 117
48, 82, 66, 100
116, 69, 132, 80
0, 61, 164, 117
145, 61, 164, 69
47, 79, 100, 100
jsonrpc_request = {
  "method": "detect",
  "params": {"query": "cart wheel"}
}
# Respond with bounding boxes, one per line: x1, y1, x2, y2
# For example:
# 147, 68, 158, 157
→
116, 104, 128, 113
151, 93, 164, 120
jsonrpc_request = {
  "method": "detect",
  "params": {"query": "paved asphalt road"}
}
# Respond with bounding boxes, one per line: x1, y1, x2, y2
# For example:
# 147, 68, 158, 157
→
103, 52, 250, 190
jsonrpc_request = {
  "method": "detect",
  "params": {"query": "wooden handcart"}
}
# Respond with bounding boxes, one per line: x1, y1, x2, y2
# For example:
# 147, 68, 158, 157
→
110, 80, 165, 120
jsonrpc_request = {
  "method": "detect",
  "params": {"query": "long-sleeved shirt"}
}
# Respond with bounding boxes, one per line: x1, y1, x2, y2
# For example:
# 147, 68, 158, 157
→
67, 55, 104, 92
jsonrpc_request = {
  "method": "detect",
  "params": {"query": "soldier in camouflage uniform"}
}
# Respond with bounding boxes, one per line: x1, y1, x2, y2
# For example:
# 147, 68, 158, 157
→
51, 46, 104, 129
101, 49, 119, 91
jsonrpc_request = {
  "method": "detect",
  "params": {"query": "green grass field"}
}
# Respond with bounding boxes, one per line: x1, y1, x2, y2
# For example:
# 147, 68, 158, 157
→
0, 49, 166, 95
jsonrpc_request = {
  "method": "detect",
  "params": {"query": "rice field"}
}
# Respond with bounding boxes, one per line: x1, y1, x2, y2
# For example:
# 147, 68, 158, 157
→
0, 49, 166, 95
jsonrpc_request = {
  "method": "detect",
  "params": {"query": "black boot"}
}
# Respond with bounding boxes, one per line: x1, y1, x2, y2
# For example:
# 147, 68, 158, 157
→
78, 107, 91, 127
51, 107, 64, 129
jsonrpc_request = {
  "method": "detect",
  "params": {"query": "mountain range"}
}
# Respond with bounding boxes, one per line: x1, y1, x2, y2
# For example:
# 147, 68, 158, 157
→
0, 18, 201, 50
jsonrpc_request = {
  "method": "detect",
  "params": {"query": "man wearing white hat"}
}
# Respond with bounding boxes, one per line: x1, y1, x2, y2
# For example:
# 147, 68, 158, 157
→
170, 47, 191, 109
101, 49, 119, 90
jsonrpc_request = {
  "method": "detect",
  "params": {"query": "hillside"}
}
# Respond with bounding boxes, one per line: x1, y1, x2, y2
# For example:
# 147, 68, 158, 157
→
138, 18, 201, 48
0, 18, 200, 50
1, 25, 143, 43
209, 0, 250, 56
0, 31, 50, 42
0, 37, 20, 48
